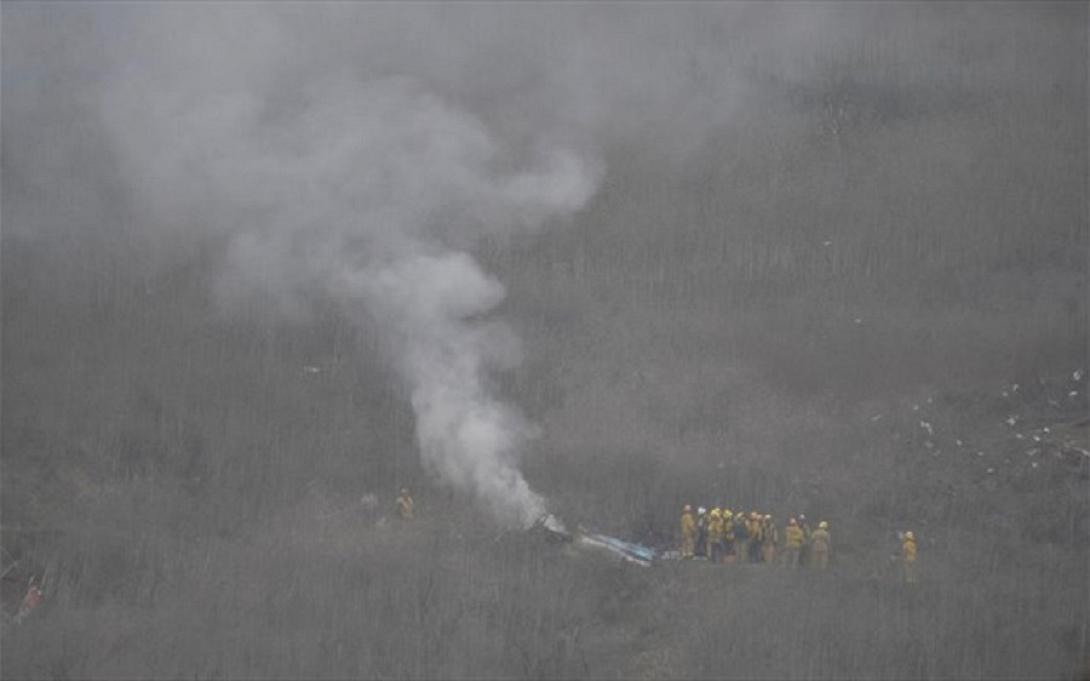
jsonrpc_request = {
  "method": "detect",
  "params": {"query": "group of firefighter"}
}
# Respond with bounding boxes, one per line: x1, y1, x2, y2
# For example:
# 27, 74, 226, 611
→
679, 505, 919, 582
679, 506, 830, 568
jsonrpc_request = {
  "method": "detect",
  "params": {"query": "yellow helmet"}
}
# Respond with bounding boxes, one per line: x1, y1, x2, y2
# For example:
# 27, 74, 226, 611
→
818, 521, 828, 529
723, 509, 733, 518
710, 508, 721, 518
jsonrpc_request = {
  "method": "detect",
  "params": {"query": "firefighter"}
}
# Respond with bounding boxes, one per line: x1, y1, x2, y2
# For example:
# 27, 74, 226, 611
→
696, 507, 708, 558
395, 488, 415, 521
707, 508, 724, 563
680, 505, 697, 558
761, 514, 778, 564
747, 512, 763, 563
722, 509, 736, 563
902, 531, 918, 584
782, 517, 804, 567
734, 509, 749, 561
798, 514, 813, 567
810, 521, 831, 570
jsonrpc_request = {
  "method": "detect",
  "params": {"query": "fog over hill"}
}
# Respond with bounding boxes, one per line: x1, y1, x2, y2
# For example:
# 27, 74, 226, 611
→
2, 3, 1087, 679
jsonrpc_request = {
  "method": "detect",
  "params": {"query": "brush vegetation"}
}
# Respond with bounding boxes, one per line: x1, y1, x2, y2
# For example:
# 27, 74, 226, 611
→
3, 3, 1087, 679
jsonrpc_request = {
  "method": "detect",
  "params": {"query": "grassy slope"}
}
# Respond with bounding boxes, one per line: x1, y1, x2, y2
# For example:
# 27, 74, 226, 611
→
2, 230, 1086, 679
3, 18, 1088, 678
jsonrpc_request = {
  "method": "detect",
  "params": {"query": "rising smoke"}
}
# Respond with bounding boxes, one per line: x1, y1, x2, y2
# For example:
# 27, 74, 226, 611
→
104, 56, 598, 527
27, 1, 1073, 528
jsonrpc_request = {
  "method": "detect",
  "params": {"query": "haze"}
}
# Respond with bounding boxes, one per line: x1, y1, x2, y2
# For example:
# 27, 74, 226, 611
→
2, 2, 1087, 679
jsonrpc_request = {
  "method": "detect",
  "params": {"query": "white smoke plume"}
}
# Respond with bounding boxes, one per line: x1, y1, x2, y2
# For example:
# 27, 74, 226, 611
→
10, 2, 1078, 528
88, 1, 937, 528
105, 59, 599, 526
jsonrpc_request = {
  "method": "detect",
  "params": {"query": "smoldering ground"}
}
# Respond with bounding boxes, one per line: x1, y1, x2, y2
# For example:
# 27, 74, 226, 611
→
2, 2, 1087, 679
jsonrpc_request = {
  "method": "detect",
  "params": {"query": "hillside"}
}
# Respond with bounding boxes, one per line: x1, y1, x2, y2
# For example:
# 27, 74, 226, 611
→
2, 239, 1086, 678
2, 3, 1087, 679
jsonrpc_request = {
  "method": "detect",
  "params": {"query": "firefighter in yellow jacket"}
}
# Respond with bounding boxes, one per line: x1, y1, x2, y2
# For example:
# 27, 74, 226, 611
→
707, 508, 724, 563
396, 488, 415, 520
722, 509, 736, 563
746, 512, 763, 563
902, 531, 918, 584
782, 518, 804, 567
680, 505, 697, 558
810, 521, 831, 570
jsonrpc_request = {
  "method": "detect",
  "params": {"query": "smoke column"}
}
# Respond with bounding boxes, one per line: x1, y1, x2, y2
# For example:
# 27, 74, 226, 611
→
105, 62, 599, 526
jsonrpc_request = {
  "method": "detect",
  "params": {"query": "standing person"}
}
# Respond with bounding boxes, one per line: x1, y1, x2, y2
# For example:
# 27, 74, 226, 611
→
680, 505, 697, 558
707, 508, 724, 563
722, 509, 736, 564
695, 507, 708, 559
395, 488, 415, 521
810, 521, 832, 570
747, 512, 763, 563
902, 531, 918, 584
798, 514, 813, 567
782, 518, 804, 568
733, 509, 748, 562
761, 515, 778, 564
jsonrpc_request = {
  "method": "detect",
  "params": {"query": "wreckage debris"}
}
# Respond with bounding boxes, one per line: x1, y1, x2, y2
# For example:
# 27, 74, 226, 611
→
577, 532, 655, 567
531, 515, 655, 565
530, 371, 1086, 572
531, 514, 573, 544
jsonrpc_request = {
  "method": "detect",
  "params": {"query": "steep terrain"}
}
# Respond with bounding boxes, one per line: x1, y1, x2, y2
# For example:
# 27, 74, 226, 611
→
2, 3, 1087, 678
